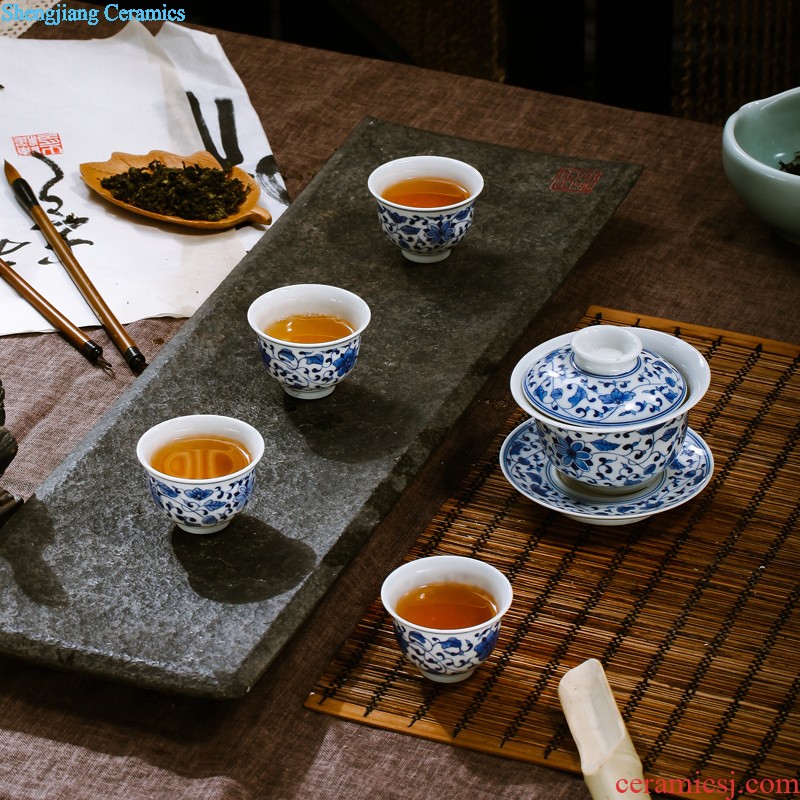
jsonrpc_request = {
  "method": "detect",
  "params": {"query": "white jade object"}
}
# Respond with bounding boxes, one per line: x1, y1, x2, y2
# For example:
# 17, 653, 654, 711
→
558, 659, 651, 800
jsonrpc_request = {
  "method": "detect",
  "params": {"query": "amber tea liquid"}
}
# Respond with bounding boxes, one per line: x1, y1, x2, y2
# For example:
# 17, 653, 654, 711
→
265, 313, 355, 344
396, 582, 497, 629
382, 176, 470, 208
151, 435, 251, 480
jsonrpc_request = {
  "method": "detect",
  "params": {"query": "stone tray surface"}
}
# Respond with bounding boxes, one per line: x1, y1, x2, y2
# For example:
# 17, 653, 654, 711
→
0, 119, 640, 697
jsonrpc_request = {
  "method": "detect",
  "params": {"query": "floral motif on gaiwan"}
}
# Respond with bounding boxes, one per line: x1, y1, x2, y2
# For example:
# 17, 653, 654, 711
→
375, 201, 475, 257
501, 419, 713, 522
553, 435, 594, 472
524, 344, 687, 427
536, 415, 688, 489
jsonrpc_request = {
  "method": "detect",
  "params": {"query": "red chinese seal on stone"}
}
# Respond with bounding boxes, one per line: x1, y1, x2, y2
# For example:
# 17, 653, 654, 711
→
550, 167, 603, 193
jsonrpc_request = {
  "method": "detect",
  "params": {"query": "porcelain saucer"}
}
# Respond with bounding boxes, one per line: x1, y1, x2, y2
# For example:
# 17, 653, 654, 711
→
499, 421, 714, 526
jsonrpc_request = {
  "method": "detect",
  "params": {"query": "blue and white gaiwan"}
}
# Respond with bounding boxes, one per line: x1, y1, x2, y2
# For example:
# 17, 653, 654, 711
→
511, 325, 710, 492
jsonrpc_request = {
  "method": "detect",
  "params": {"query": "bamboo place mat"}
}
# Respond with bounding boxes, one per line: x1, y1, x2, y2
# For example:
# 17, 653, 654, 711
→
305, 307, 800, 800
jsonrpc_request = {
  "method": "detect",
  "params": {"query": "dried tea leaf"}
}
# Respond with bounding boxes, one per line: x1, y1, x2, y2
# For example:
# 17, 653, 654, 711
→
778, 151, 800, 175
100, 160, 250, 221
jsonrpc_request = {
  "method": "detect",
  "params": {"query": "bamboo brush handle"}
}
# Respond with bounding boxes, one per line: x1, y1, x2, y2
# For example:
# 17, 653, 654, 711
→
28, 205, 145, 372
0, 256, 105, 364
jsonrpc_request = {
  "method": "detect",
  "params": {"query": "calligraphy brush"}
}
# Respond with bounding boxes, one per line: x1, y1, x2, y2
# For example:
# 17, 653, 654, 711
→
0, 256, 113, 373
3, 160, 147, 374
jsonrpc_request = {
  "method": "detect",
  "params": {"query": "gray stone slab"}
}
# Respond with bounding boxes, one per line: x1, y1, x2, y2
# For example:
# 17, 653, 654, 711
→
0, 119, 641, 697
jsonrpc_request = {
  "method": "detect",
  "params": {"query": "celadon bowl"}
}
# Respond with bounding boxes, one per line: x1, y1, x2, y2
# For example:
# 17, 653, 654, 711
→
722, 87, 800, 244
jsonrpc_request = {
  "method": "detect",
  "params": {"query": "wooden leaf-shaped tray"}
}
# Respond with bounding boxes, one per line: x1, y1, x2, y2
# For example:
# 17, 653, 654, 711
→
79, 149, 272, 230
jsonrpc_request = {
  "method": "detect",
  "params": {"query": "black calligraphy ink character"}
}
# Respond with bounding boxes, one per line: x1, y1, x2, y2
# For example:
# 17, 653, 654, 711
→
29, 151, 94, 260
186, 91, 290, 208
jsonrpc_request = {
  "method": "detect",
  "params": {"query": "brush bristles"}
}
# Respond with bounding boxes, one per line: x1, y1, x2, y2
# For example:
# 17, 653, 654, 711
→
3, 160, 21, 184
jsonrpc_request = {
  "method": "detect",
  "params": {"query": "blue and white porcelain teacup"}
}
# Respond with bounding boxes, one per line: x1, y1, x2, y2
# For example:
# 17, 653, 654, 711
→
136, 414, 264, 534
368, 155, 484, 263
247, 284, 371, 400
381, 555, 513, 683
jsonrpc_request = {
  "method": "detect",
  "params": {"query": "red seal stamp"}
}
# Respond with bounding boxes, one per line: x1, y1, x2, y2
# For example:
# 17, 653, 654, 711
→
550, 167, 603, 193
12, 133, 64, 157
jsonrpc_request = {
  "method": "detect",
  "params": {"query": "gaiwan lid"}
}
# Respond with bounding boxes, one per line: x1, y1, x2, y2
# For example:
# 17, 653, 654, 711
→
523, 326, 687, 427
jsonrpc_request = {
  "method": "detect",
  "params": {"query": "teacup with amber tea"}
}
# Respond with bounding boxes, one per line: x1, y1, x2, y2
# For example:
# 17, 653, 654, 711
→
247, 283, 371, 400
137, 414, 264, 534
368, 155, 484, 263
381, 555, 513, 683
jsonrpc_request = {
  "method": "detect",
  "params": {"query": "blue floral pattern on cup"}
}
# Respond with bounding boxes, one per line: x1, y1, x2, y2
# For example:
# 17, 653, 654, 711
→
375, 201, 475, 258
523, 345, 686, 426
146, 471, 256, 530
256, 336, 362, 396
391, 618, 501, 681
535, 414, 688, 489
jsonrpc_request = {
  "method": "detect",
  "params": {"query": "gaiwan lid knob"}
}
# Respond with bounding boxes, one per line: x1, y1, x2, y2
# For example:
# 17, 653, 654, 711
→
523, 325, 687, 426
571, 326, 643, 376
